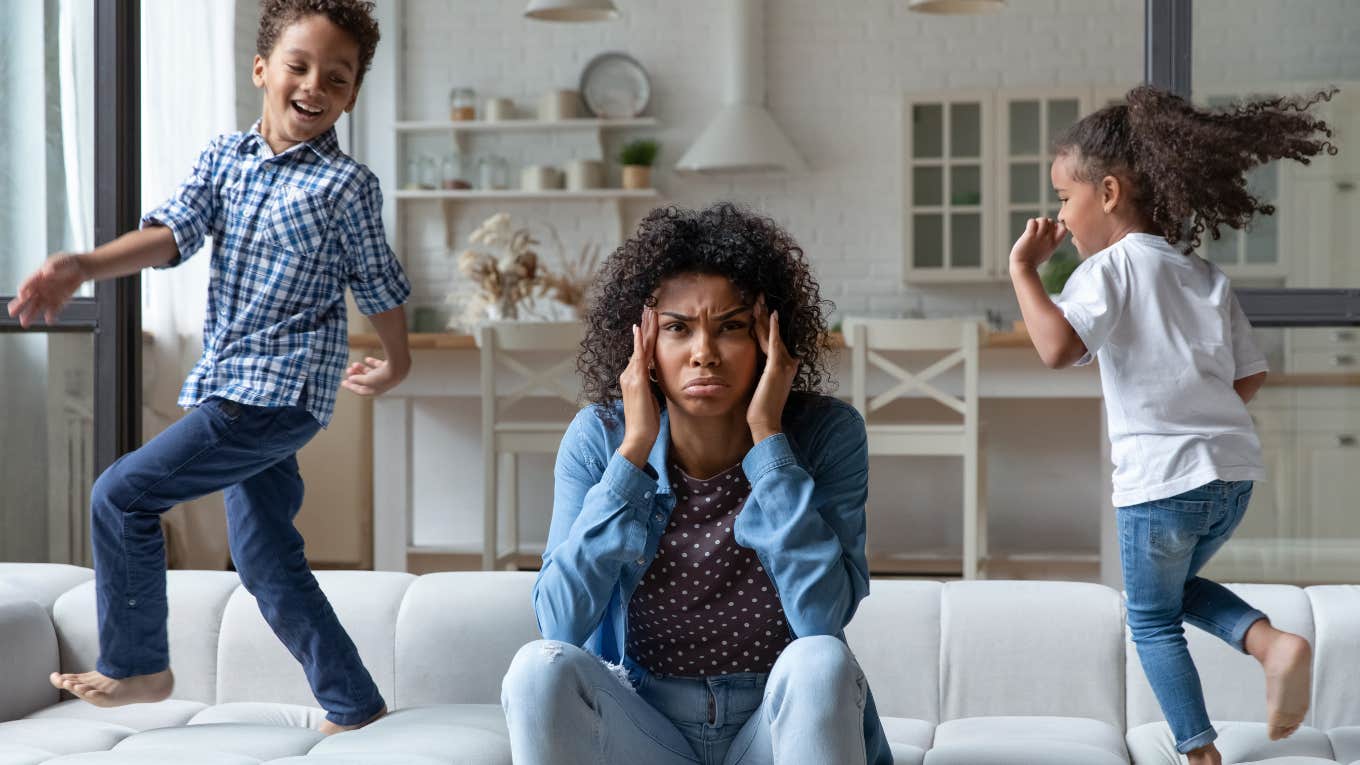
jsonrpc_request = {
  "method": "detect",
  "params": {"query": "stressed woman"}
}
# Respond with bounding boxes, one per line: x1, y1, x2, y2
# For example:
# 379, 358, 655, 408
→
500, 203, 891, 765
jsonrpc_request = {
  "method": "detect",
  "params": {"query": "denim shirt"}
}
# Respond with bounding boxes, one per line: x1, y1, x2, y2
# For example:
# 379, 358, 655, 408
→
533, 394, 891, 765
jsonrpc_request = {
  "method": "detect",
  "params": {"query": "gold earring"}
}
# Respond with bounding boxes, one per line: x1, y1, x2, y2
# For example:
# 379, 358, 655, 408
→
648, 365, 658, 383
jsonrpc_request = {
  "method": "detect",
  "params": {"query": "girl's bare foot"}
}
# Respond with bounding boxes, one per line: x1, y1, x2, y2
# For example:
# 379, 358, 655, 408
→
1244, 618, 1312, 740
1186, 742, 1222, 765
48, 668, 174, 708
318, 705, 386, 735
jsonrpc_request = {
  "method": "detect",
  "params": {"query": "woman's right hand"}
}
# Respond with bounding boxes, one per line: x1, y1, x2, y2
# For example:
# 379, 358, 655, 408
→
619, 306, 661, 469
7, 253, 88, 328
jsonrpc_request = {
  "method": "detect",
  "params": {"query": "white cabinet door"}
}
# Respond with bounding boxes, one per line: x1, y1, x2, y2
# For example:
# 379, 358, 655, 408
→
903, 91, 994, 283
1293, 427, 1360, 582
994, 88, 1092, 279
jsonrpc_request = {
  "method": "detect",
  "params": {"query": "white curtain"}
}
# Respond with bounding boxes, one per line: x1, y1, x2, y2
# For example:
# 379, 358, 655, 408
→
58, 0, 93, 254
139, 0, 238, 569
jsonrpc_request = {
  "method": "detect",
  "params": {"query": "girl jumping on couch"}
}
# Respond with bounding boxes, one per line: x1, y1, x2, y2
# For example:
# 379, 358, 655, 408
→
500, 203, 891, 765
1007, 85, 1336, 765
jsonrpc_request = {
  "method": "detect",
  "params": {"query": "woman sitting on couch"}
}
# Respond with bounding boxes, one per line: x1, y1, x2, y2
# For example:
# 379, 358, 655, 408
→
501, 203, 891, 765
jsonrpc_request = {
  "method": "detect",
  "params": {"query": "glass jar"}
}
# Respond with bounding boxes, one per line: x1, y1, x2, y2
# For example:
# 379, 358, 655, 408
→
450, 87, 476, 121
478, 154, 509, 190
403, 157, 421, 190
418, 155, 438, 190
441, 153, 470, 190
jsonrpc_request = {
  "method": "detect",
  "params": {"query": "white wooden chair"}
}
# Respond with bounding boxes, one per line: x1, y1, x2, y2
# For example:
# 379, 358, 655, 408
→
843, 318, 988, 579
477, 321, 585, 571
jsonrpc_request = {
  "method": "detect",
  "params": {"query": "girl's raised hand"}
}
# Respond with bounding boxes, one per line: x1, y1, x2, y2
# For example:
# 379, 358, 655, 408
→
1009, 217, 1069, 271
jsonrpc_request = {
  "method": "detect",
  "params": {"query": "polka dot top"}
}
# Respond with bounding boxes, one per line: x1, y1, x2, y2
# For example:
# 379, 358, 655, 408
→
626, 461, 792, 677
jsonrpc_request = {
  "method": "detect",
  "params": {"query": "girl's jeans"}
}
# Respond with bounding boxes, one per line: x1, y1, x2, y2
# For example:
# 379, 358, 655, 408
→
1118, 480, 1267, 754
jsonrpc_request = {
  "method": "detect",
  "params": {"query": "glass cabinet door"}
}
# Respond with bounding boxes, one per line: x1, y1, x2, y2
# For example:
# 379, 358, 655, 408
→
904, 93, 992, 281
997, 90, 1088, 272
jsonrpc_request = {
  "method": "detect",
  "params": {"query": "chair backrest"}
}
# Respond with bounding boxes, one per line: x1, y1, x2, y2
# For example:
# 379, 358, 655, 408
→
476, 321, 585, 418
842, 318, 981, 427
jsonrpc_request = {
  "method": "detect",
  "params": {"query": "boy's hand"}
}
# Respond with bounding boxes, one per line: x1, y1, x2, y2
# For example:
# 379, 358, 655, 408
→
7, 254, 88, 327
342, 356, 408, 397
1009, 217, 1068, 271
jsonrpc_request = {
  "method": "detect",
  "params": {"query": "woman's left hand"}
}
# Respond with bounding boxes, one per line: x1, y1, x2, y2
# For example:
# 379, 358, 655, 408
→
748, 296, 799, 444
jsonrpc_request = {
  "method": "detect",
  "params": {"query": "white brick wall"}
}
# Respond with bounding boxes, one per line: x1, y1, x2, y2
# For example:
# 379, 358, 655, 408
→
352, 0, 1360, 555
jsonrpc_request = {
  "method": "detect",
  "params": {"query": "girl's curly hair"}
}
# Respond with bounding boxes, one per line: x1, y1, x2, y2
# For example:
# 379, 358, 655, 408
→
1055, 85, 1338, 254
578, 203, 835, 412
258, 0, 380, 88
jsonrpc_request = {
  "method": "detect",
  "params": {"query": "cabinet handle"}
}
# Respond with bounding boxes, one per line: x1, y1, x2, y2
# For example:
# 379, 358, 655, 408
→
1331, 354, 1355, 366
1340, 435, 1358, 448
1333, 330, 1357, 342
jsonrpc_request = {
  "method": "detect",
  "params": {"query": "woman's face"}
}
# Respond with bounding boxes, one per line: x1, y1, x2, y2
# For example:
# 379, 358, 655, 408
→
650, 273, 760, 419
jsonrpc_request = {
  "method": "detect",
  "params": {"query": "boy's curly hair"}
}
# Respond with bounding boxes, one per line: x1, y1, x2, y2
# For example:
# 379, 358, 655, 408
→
257, 0, 380, 88
578, 203, 835, 412
1055, 85, 1338, 254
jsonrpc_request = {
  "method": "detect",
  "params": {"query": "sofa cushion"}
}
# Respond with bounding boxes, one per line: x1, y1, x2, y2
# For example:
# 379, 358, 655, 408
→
393, 572, 537, 708
1126, 721, 1335, 764
1125, 584, 1316, 731
25, 698, 207, 730
40, 752, 260, 764
0, 746, 58, 765
879, 717, 934, 765
0, 586, 58, 722
111, 723, 323, 760
924, 715, 1127, 765
216, 572, 414, 709
0, 719, 133, 755
940, 581, 1126, 729
265, 751, 451, 756
846, 581, 942, 723
308, 704, 509, 764
52, 572, 241, 705
189, 702, 324, 729
1308, 586, 1360, 731
0, 564, 94, 613
1329, 726, 1360, 764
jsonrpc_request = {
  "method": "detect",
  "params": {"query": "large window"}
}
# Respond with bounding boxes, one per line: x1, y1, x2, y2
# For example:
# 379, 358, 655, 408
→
0, 0, 140, 564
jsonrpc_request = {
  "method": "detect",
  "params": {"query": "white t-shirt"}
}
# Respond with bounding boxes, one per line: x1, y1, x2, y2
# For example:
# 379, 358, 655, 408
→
1055, 232, 1269, 507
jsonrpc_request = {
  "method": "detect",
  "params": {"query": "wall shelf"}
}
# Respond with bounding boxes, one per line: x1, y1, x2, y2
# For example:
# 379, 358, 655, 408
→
394, 117, 658, 133
392, 188, 659, 201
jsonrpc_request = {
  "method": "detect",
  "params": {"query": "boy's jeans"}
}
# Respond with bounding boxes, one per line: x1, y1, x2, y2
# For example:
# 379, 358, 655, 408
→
501, 636, 868, 765
90, 396, 385, 726
1118, 480, 1267, 754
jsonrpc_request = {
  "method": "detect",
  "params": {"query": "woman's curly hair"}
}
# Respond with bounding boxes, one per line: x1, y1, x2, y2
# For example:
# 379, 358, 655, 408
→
1055, 85, 1338, 254
258, 0, 380, 88
578, 203, 835, 412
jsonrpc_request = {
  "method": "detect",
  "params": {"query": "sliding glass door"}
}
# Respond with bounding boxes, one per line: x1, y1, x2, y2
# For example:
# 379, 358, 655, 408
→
0, 0, 140, 564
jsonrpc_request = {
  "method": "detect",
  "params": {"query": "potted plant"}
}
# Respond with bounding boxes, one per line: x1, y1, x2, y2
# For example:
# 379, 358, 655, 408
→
619, 138, 659, 190
1040, 247, 1079, 295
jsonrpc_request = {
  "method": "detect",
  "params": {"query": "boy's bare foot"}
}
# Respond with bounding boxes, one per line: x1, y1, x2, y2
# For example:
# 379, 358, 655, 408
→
1244, 618, 1312, 740
318, 705, 386, 736
1186, 742, 1222, 765
48, 668, 174, 708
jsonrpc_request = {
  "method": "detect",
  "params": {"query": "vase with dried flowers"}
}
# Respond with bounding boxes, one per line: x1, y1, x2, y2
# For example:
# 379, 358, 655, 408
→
446, 213, 600, 331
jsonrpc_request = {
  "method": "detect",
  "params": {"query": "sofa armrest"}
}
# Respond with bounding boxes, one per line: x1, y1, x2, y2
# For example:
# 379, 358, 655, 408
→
0, 583, 60, 721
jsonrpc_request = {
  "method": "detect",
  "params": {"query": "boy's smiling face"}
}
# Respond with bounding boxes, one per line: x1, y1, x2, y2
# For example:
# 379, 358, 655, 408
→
253, 14, 360, 154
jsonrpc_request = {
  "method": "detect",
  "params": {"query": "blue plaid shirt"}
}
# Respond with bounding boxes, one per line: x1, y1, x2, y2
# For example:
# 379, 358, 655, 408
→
142, 124, 410, 427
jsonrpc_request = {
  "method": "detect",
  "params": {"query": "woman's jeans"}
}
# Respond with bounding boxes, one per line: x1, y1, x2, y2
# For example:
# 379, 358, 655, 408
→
90, 396, 386, 726
1118, 480, 1267, 754
501, 636, 869, 764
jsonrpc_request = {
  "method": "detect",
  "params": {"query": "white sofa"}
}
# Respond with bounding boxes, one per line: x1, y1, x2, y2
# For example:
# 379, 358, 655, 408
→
0, 563, 1357, 765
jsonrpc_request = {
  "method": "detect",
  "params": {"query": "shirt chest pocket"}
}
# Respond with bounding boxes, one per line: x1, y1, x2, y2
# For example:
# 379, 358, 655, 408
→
266, 187, 331, 260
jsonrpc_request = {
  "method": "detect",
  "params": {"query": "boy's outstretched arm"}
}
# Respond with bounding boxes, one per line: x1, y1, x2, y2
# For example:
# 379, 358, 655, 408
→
1009, 218, 1087, 369
341, 306, 411, 397
7, 226, 178, 327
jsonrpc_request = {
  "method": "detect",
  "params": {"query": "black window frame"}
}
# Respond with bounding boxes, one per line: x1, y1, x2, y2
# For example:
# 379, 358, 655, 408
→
1145, 0, 1360, 326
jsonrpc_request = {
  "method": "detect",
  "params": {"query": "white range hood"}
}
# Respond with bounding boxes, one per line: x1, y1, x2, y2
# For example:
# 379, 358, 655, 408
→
675, 0, 806, 174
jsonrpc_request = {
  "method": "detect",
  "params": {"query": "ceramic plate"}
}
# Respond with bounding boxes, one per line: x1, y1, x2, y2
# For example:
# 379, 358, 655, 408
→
580, 52, 651, 119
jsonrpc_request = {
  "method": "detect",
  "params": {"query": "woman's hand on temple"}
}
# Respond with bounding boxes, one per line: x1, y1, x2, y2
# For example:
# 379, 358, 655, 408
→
748, 297, 798, 444
619, 306, 662, 468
